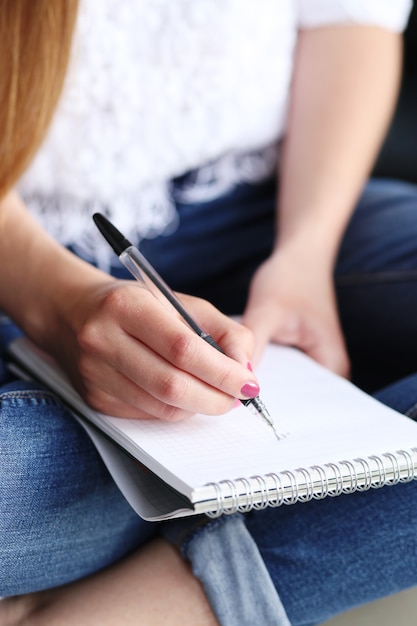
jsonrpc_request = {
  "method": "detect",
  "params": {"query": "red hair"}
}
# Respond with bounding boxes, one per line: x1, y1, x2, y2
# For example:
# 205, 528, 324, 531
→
0, 0, 79, 198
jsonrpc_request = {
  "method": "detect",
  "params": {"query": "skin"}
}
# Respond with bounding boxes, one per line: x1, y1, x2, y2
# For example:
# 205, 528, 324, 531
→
0, 193, 258, 421
243, 26, 402, 374
0, 539, 220, 626
0, 24, 403, 626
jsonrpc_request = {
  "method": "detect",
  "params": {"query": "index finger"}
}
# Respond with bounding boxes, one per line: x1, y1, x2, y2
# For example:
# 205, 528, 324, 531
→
121, 290, 260, 401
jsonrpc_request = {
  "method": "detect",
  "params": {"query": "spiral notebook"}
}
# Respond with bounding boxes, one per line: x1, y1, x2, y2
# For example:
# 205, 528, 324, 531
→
8, 336, 417, 521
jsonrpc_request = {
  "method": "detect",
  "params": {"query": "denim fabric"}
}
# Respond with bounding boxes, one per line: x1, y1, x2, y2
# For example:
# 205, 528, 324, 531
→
168, 475, 417, 626
161, 513, 290, 625
245, 478, 417, 626
140, 176, 417, 392
183, 515, 291, 626
336, 178, 417, 392
2, 177, 417, 626
144, 176, 417, 624
0, 323, 156, 595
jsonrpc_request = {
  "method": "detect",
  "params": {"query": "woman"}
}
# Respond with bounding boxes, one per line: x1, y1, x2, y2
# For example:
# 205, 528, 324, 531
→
1, 1, 417, 624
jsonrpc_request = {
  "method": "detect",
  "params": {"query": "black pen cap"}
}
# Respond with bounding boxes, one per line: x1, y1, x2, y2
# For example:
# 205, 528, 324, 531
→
93, 213, 132, 256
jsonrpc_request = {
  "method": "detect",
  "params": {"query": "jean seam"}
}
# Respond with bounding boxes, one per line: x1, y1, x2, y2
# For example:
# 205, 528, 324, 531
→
0, 390, 59, 402
336, 270, 417, 286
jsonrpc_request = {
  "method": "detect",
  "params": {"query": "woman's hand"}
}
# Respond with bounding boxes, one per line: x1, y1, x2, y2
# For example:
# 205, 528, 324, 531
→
0, 192, 259, 422
247, 25, 402, 377
242, 249, 350, 377
56, 277, 258, 421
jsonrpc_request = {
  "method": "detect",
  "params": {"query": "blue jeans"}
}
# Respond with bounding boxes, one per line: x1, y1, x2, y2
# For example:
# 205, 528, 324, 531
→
2, 177, 417, 626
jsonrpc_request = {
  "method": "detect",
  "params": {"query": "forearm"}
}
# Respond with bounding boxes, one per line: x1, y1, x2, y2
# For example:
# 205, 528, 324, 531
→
277, 25, 403, 268
0, 192, 259, 420
243, 26, 402, 370
0, 191, 108, 348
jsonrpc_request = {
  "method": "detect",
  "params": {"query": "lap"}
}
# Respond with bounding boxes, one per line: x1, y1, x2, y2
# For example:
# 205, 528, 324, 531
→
246, 478, 417, 626
144, 176, 417, 622
2, 176, 417, 605
0, 373, 156, 597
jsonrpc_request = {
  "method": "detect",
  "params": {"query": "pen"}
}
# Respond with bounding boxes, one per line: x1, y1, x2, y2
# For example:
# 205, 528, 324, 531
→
93, 212, 280, 439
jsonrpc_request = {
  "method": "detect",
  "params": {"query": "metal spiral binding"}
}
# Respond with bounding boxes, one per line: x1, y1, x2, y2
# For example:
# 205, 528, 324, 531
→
325, 462, 345, 497
398, 449, 415, 481
311, 464, 330, 499
204, 448, 417, 518
384, 452, 401, 484
280, 470, 300, 504
354, 457, 373, 491
264, 473, 285, 507
251, 475, 269, 510
294, 467, 315, 502
338, 460, 358, 493
369, 455, 386, 488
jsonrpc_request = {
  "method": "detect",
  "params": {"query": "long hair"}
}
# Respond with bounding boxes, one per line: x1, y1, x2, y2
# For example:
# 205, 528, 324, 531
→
0, 1, 79, 199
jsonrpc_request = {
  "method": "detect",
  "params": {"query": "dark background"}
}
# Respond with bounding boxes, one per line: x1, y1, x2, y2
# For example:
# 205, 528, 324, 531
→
373, 5, 417, 184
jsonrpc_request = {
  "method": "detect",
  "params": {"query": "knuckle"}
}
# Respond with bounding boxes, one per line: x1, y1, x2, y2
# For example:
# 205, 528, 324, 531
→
102, 284, 148, 320
168, 332, 195, 367
77, 321, 100, 353
100, 285, 129, 315
104, 285, 130, 311
158, 372, 188, 406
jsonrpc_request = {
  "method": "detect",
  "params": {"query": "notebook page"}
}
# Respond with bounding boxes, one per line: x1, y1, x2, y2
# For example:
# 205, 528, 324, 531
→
9, 338, 417, 501
92, 344, 417, 495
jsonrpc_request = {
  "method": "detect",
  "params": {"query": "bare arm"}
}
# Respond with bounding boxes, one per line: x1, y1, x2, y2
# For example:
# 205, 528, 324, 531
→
0, 192, 259, 419
243, 25, 403, 373
277, 24, 401, 260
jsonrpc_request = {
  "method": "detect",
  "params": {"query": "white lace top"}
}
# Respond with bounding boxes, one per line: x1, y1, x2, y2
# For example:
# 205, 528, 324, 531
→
17, 0, 412, 267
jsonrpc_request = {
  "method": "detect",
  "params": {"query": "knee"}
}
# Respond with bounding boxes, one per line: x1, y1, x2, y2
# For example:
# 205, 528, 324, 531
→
0, 381, 154, 596
0, 383, 101, 594
1, 382, 98, 507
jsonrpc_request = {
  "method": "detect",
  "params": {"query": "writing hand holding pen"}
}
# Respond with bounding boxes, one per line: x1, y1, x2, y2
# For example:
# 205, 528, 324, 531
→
54, 232, 264, 423
92, 213, 279, 437
72, 283, 261, 422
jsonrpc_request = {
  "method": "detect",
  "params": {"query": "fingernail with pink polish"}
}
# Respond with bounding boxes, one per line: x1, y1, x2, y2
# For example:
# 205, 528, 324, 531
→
247, 362, 253, 371
232, 398, 241, 409
240, 381, 260, 398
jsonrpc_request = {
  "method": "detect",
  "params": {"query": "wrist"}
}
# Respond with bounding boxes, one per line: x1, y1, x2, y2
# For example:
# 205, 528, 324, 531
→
0, 192, 112, 351
24, 249, 110, 352
273, 221, 340, 275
